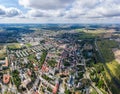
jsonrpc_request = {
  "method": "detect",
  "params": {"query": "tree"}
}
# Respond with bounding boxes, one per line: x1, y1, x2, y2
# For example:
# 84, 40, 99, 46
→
65, 89, 71, 94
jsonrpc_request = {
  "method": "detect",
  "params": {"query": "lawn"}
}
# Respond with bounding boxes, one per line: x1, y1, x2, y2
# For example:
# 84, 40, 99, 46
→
7, 43, 22, 50
0, 52, 6, 60
0, 46, 7, 60
47, 59, 57, 67
106, 61, 120, 80
26, 43, 32, 47
90, 87, 98, 94
104, 61, 120, 94
28, 54, 37, 63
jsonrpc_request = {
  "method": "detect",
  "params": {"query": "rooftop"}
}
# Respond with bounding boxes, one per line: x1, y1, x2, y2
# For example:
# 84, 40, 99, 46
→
3, 74, 10, 84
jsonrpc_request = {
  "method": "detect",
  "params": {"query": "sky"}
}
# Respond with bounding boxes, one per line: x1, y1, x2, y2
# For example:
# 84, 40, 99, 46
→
0, 0, 120, 23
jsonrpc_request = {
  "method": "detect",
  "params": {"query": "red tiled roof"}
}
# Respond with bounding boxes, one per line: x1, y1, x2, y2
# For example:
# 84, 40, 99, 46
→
3, 74, 10, 84
41, 65, 49, 72
53, 84, 59, 94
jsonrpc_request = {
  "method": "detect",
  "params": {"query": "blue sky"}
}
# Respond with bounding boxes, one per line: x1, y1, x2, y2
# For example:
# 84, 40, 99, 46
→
0, 0, 18, 6
0, 0, 120, 23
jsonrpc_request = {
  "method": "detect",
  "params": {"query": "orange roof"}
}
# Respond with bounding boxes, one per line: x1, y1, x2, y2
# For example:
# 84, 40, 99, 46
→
53, 84, 59, 94
41, 65, 49, 72
3, 74, 10, 84
34, 66, 38, 71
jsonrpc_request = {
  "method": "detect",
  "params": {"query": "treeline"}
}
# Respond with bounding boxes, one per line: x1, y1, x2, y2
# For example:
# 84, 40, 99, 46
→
97, 39, 119, 62
11, 70, 21, 88
39, 50, 47, 68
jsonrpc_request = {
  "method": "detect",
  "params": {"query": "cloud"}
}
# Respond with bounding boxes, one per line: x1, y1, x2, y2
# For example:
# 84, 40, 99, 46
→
68, 0, 120, 19
0, 5, 22, 17
0, 9, 5, 15
19, 0, 73, 10
27, 9, 65, 18
0, 6, 6, 15
19, 0, 120, 19
1, 0, 120, 23
6, 8, 22, 17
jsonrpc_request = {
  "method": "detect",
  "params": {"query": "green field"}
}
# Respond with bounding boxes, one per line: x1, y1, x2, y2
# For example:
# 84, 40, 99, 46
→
7, 43, 22, 50
0, 52, 6, 60
0, 46, 7, 60
106, 61, 120, 80
90, 87, 98, 94
28, 54, 37, 63
26, 43, 32, 47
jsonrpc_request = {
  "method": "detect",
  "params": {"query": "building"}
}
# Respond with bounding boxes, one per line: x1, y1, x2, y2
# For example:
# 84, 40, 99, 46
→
0, 57, 9, 69
3, 74, 10, 84
53, 79, 60, 94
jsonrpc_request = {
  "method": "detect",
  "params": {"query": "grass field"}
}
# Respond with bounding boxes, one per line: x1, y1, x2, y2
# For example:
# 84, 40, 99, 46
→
90, 87, 98, 94
0, 45, 7, 60
7, 43, 22, 50
26, 43, 32, 47
28, 54, 37, 63
106, 61, 120, 80
0, 52, 6, 60
103, 61, 120, 94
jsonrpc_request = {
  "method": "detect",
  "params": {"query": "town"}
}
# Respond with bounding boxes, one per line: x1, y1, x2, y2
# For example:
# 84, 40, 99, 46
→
0, 24, 120, 94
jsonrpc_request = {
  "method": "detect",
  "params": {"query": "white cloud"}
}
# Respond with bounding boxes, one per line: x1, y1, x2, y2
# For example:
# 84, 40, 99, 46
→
0, 5, 22, 17
1, 0, 120, 23
67, 0, 120, 19
19, 0, 120, 19
27, 9, 65, 18
19, 0, 73, 10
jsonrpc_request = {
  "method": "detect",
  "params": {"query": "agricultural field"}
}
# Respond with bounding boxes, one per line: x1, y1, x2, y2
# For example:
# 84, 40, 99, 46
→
76, 29, 105, 40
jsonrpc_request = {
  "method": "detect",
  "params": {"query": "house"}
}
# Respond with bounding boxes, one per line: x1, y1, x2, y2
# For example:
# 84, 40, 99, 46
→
41, 65, 49, 72
53, 79, 60, 94
36, 53, 41, 60
21, 77, 31, 88
0, 57, 9, 69
68, 75, 75, 87
3, 74, 10, 84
